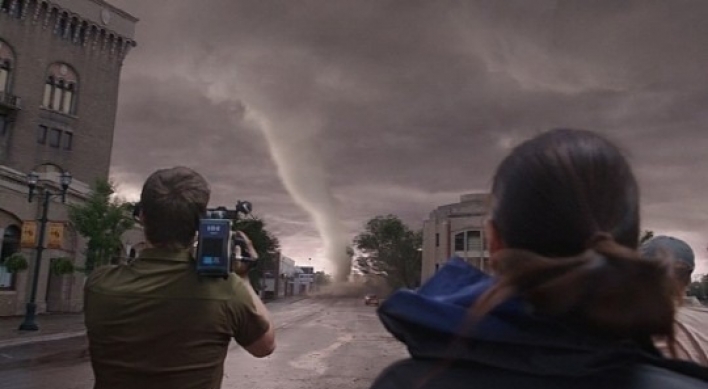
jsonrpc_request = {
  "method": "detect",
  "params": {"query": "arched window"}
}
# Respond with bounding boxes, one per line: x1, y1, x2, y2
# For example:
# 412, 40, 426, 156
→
88, 25, 98, 46
78, 21, 88, 45
0, 39, 15, 94
42, 76, 53, 107
0, 0, 24, 19
0, 0, 22, 18
98, 29, 107, 50
12, 0, 24, 18
0, 225, 21, 290
0, 0, 11, 13
0, 60, 10, 95
56, 11, 68, 37
69, 17, 79, 42
42, 63, 78, 115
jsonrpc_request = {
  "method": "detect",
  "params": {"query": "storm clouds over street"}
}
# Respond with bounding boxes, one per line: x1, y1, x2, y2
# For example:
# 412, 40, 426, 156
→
107, 0, 708, 274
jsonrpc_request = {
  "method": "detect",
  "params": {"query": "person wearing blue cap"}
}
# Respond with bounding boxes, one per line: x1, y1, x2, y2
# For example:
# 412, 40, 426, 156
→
641, 236, 708, 366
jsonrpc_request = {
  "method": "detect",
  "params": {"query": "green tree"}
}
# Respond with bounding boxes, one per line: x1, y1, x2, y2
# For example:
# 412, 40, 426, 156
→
353, 215, 422, 289
688, 278, 705, 300
701, 274, 708, 301
68, 179, 135, 273
231, 218, 280, 291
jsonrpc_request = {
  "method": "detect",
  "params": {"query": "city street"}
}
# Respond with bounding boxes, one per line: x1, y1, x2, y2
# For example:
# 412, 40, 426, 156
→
2, 298, 408, 389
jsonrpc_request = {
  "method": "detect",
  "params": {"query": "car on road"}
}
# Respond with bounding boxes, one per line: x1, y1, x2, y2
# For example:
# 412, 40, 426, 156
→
364, 294, 380, 306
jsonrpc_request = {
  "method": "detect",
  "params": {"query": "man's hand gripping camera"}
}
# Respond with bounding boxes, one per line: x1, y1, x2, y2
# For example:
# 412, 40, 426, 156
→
195, 202, 257, 279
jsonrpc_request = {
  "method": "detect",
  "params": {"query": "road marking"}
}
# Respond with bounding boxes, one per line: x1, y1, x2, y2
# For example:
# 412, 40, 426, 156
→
288, 333, 354, 375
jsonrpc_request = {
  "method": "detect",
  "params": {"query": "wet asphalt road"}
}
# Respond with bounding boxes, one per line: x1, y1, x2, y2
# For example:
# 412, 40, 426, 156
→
3, 298, 408, 389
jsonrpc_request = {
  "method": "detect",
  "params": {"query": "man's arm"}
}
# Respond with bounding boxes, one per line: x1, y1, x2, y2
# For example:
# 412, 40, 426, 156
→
239, 276, 276, 357
229, 231, 275, 357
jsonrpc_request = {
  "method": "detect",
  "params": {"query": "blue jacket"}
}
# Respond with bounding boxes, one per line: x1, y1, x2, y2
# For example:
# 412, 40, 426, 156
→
371, 257, 708, 389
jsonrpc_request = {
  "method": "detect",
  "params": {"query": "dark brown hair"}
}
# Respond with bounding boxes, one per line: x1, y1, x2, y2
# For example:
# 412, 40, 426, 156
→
140, 167, 210, 249
475, 129, 676, 341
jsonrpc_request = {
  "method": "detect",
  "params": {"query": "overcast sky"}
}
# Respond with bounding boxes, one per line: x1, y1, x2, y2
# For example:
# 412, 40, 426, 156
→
108, 0, 708, 276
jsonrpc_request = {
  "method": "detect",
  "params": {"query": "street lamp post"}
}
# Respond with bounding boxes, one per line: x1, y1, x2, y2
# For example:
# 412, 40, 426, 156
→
18, 171, 72, 331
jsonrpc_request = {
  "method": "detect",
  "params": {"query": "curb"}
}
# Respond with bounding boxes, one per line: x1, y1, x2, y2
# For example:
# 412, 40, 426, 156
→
0, 330, 86, 349
0, 335, 89, 371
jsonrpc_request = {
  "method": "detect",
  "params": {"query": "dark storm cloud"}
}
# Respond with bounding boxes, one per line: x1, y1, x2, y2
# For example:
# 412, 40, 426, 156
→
108, 0, 708, 273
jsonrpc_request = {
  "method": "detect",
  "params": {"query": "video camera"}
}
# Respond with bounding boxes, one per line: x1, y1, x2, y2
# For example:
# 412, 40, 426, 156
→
131, 200, 256, 279
195, 201, 256, 279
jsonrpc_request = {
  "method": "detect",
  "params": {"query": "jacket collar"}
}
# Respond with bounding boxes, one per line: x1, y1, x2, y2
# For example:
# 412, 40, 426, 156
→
378, 257, 666, 377
138, 247, 193, 263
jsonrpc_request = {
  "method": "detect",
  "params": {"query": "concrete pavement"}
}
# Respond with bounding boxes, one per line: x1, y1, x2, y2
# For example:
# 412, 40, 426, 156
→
2, 298, 408, 389
220, 298, 407, 389
0, 312, 88, 372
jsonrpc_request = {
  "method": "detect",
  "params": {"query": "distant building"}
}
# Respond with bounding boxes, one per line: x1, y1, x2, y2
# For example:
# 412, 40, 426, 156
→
294, 266, 314, 295
0, 0, 137, 316
263, 254, 315, 299
421, 193, 491, 283
276, 255, 295, 298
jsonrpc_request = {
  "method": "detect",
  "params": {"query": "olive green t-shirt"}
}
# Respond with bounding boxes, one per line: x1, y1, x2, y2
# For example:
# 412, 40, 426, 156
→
84, 248, 270, 389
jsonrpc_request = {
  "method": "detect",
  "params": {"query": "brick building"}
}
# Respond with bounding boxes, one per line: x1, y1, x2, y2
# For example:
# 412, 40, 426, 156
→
0, 0, 137, 316
420, 193, 491, 284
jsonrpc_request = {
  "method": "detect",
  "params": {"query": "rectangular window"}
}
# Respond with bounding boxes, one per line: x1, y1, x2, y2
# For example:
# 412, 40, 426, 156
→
48, 128, 61, 148
0, 265, 13, 289
63, 131, 73, 150
57, 16, 67, 37
466, 231, 482, 252
435, 233, 440, 247
79, 26, 87, 45
13, 1, 23, 18
0, 67, 8, 93
61, 89, 73, 114
52, 85, 62, 110
69, 23, 78, 42
43, 83, 52, 107
454, 232, 465, 251
37, 125, 47, 144
0, 116, 7, 137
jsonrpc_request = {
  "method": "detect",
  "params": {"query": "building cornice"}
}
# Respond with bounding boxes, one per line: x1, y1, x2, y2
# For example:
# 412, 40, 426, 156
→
87, 0, 139, 23
2, 0, 138, 64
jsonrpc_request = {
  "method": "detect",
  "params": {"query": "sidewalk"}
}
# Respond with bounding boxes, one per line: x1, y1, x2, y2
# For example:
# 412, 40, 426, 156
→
0, 296, 306, 371
0, 313, 86, 348
0, 313, 88, 371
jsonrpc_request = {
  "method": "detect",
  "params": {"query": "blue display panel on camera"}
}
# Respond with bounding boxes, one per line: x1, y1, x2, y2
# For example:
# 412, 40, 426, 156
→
196, 219, 231, 276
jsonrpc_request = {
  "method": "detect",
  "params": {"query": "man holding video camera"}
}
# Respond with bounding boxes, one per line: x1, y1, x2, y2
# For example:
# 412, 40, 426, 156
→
84, 166, 275, 389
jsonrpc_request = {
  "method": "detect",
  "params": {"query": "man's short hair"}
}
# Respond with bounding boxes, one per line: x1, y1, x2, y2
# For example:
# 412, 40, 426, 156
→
140, 167, 210, 248
640, 235, 695, 288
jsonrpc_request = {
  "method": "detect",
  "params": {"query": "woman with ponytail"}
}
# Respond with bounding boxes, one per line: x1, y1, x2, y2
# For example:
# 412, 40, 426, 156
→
370, 129, 708, 389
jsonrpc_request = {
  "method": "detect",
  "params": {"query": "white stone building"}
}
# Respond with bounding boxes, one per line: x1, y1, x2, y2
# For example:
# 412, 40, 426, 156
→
421, 193, 491, 284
